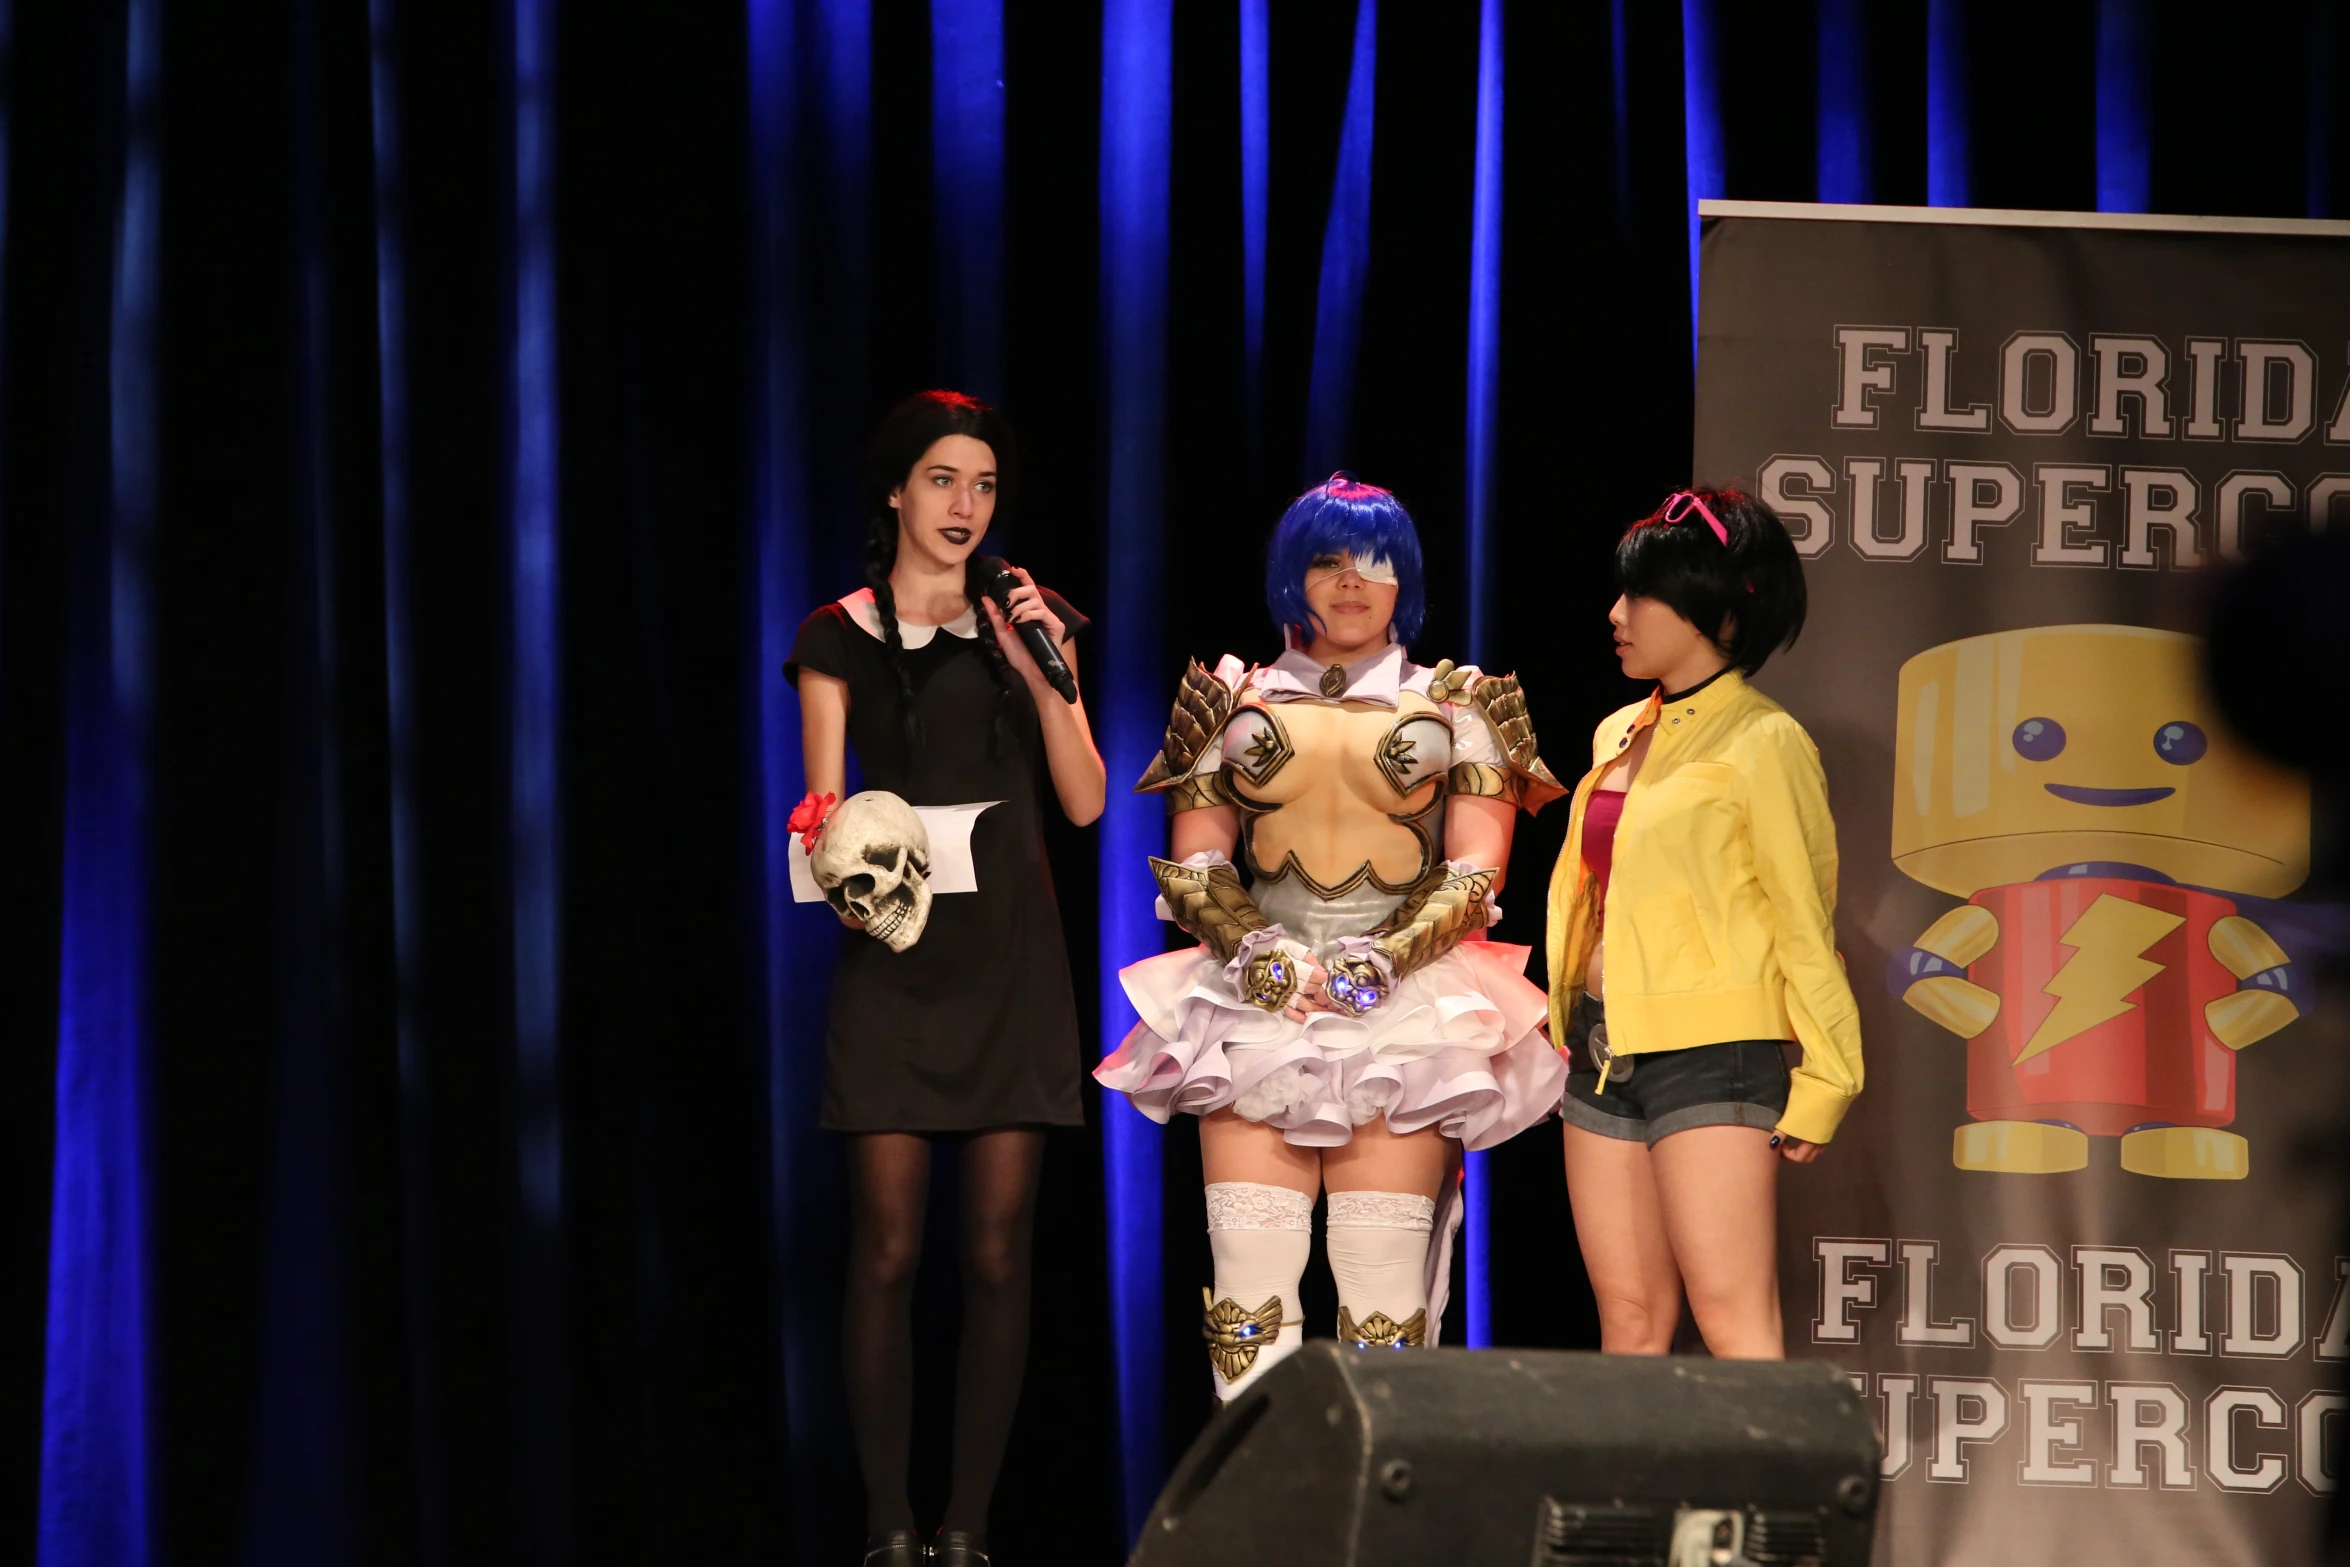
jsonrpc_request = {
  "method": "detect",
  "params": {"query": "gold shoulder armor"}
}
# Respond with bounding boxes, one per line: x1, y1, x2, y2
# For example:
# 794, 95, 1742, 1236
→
1424, 658, 1473, 705
1465, 672, 1566, 813
1135, 659, 1239, 798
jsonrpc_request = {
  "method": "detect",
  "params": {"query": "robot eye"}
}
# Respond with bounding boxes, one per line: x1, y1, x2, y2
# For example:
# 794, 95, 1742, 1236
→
2011, 717, 2066, 761
2153, 721, 2207, 765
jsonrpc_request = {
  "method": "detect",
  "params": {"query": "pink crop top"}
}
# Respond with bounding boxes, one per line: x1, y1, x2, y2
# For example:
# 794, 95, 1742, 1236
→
1581, 787, 1626, 908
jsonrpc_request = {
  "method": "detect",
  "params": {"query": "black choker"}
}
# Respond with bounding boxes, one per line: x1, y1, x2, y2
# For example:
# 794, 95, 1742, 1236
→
1660, 667, 1733, 705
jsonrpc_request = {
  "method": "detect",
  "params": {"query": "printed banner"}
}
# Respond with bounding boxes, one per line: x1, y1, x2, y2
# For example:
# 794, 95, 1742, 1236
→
1693, 203, 2350, 1566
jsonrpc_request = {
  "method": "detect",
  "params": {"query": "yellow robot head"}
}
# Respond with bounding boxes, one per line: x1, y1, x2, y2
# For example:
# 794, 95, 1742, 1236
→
1891, 624, 2308, 897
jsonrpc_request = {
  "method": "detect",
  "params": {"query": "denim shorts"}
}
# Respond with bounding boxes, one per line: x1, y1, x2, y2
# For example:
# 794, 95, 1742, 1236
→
1558, 993, 1791, 1146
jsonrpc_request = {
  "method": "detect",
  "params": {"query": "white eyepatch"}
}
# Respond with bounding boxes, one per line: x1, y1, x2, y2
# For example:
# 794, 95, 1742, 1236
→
1307, 552, 1399, 588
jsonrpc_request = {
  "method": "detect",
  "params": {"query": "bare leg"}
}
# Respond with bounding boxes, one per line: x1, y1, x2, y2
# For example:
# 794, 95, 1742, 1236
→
1560, 1123, 1682, 1354
1650, 1124, 1783, 1358
1197, 1106, 1321, 1197
1320, 1119, 1450, 1202
843, 1132, 931, 1537
941, 1127, 1046, 1541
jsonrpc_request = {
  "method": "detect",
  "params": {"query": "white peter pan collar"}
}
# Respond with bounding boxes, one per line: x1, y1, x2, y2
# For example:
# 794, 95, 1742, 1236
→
1253, 640, 1430, 707
839, 587, 979, 648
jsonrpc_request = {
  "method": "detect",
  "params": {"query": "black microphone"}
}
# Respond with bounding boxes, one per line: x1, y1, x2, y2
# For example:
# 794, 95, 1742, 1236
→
977, 556, 1079, 704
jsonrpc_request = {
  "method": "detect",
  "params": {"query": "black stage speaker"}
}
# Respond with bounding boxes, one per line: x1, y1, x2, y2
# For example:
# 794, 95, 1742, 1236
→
1131, 1347, 1878, 1567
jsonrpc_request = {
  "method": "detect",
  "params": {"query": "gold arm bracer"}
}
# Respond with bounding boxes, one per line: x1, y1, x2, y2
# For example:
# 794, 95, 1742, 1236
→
1367, 864, 1497, 980
1158, 772, 1236, 814
1466, 672, 1566, 812
1150, 855, 1270, 962
1134, 659, 1238, 793
1446, 761, 1515, 800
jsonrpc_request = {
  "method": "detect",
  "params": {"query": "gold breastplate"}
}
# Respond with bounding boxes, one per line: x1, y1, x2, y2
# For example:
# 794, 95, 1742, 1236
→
1226, 694, 1449, 897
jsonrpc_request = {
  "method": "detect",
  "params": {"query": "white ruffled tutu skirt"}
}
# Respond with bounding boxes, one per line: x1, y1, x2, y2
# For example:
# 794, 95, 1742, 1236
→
1095, 938, 1566, 1151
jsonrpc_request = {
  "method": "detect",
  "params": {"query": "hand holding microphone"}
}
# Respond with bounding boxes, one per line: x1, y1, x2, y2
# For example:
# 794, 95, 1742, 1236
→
976, 556, 1080, 704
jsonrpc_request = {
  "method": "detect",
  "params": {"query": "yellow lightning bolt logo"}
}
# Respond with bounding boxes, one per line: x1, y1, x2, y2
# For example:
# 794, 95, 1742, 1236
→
2018, 894, 2184, 1063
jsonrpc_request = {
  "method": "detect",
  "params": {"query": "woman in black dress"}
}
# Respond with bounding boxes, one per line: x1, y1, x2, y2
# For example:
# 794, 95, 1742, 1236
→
786, 390, 1104, 1567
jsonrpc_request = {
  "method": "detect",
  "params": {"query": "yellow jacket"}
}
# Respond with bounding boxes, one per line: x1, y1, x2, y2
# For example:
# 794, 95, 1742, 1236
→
1544, 669, 1863, 1144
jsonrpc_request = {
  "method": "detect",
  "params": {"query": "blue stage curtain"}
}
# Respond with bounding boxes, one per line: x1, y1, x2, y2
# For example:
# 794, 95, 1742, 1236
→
931, 0, 1004, 401
1678, 0, 1720, 359
2095, 0, 2151, 213
1815, 0, 1870, 205
1927, 0, 1971, 207
1302, 0, 1376, 479
1460, 0, 1503, 1352
1, 3, 2341, 1562
40, 2, 157, 1563
1097, 0, 1173, 1541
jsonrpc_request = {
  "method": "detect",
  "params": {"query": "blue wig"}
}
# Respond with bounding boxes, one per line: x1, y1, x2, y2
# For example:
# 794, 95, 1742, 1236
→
1264, 473, 1426, 647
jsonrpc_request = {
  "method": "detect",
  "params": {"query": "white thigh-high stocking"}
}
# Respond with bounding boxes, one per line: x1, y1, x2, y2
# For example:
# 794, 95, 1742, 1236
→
1325, 1190, 1437, 1348
1202, 1181, 1311, 1400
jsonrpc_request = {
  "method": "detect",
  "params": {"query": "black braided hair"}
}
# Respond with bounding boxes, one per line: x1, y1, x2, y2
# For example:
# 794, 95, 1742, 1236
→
861, 515, 924, 750
862, 389, 1025, 754
965, 555, 1022, 757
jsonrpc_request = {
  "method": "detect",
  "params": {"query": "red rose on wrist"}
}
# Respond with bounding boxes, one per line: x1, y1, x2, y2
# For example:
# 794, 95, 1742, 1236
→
788, 791, 837, 855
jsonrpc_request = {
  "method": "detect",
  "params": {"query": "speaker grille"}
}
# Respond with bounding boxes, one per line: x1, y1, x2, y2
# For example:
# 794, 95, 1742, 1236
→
1743, 1509, 1827, 1566
1533, 1500, 1664, 1566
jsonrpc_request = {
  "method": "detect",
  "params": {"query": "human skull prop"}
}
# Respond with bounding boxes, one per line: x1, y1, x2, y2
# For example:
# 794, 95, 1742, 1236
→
810, 791, 933, 951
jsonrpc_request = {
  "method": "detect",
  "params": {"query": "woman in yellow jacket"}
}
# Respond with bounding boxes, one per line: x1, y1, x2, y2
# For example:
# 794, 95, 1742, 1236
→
1546, 488, 1862, 1359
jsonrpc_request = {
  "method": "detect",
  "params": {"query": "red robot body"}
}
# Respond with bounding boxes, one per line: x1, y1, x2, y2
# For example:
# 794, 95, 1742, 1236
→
1961, 876, 2237, 1138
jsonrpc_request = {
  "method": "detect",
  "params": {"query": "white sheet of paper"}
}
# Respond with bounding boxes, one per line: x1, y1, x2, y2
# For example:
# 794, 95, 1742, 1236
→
790, 800, 1000, 903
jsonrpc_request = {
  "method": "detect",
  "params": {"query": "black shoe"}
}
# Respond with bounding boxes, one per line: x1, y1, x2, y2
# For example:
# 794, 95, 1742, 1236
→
861, 1529, 929, 1566
933, 1530, 990, 1566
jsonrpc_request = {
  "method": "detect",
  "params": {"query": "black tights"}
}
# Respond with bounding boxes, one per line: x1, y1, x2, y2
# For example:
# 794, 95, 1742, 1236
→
842, 1128, 1044, 1542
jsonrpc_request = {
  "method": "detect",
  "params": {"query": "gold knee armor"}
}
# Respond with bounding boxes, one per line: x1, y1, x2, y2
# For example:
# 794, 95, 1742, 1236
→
1337, 1305, 1428, 1350
1202, 1289, 1293, 1382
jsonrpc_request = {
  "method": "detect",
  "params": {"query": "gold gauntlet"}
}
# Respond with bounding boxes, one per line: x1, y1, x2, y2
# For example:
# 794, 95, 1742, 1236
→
1238, 949, 1303, 1012
1366, 864, 1497, 981
1149, 856, 1269, 962
1320, 953, 1387, 1017
1150, 856, 1304, 1013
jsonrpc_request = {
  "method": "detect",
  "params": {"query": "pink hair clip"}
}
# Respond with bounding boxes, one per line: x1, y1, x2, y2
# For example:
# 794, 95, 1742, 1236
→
1661, 490, 1730, 546
1654, 489, 1753, 592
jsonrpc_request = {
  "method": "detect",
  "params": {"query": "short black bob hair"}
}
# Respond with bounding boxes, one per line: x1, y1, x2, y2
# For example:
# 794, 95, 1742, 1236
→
1614, 487, 1807, 676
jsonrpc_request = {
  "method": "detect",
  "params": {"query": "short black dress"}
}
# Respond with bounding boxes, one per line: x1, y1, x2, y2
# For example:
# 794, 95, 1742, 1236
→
785, 588, 1089, 1132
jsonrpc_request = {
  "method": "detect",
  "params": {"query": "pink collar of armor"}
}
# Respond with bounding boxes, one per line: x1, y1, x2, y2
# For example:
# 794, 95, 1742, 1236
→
1256, 639, 1429, 707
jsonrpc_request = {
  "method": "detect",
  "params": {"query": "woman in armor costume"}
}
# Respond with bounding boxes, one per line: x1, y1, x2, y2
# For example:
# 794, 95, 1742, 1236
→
1096, 474, 1567, 1399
